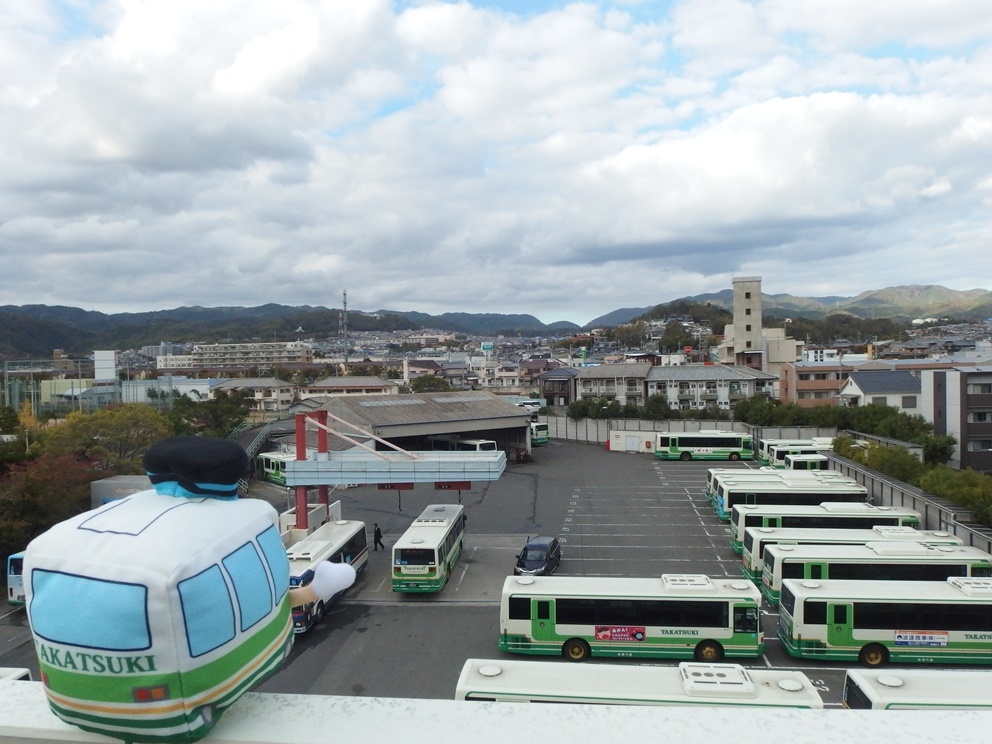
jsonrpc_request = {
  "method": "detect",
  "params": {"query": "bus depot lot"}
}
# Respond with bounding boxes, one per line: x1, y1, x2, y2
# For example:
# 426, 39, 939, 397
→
254, 442, 850, 705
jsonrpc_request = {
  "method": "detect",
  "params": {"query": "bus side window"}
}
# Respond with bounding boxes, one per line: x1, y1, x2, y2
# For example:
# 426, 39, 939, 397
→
508, 596, 530, 620
734, 606, 758, 634
536, 600, 551, 621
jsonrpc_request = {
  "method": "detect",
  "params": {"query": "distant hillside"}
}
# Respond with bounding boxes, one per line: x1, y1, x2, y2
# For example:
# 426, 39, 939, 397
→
2, 284, 989, 360
586, 307, 653, 328
676, 285, 992, 322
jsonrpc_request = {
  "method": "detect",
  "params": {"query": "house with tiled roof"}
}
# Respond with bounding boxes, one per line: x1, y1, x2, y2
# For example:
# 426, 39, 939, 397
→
838, 370, 921, 414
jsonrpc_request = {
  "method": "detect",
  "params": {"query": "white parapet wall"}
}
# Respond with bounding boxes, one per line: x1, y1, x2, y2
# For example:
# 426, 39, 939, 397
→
1, 681, 991, 744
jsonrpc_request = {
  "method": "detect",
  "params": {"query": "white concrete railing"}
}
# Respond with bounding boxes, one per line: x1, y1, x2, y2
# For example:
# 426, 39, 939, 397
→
1, 681, 991, 744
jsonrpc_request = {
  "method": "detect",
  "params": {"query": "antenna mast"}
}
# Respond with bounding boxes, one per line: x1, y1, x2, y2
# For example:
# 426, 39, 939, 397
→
342, 289, 349, 363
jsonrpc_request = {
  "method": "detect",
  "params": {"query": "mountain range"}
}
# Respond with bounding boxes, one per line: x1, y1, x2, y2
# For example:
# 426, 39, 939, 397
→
1, 284, 989, 359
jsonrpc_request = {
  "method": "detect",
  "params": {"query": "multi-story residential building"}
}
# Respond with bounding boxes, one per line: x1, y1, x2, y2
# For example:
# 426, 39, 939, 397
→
211, 378, 296, 412
538, 367, 578, 407
190, 341, 314, 369
574, 363, 652, 406
921, 366, 992, 473
298, 376, 398, 400
645, 365, 777, 411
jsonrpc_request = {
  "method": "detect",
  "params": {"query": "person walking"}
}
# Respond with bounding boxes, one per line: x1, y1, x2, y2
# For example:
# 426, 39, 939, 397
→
373, 523, 385, 551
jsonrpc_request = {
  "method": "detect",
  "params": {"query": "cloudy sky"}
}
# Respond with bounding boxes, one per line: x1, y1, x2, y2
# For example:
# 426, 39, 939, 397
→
2, 1, 991, 326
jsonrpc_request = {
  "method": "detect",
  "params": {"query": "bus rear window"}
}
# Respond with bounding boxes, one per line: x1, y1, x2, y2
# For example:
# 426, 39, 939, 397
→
395, 549, 436, 565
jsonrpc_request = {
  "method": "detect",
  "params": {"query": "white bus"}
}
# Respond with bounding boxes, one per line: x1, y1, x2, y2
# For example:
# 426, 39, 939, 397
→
766, 442, 833, 468
741, 525, 963, 582
756, 437, 833, 465
529, 422, 550, 446
706, 466, 849, 499
498, 574, 763, 662
392, 504, 467, 592
783, 453, 831, 470
761, 542, 992, 606
729, 502, 922, 554
778, 577, 992, 666
428, 436, 499, 452
843, 668, 992, 709
287, 519, 369, 632
715, 478, 868, 521
655, 430, 754, 461
455, 658, 823, 708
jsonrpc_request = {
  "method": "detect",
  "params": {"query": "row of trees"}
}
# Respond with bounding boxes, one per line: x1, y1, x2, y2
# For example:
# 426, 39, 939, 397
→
0, 391, 255, 570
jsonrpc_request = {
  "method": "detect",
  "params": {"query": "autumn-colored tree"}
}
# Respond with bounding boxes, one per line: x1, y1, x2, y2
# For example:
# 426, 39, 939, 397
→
0, 452, 96, 559
42, 404, 173, 474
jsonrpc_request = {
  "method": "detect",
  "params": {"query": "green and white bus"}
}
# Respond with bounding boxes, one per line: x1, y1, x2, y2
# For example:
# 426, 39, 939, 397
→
455, 659, 823, 708
729, 502, 922, 554
529, 422, 550, 446
498, 574, 763, 662
761, 542, 992, 606
256, 451, 296, 486
23, 490, 293, 742
741, 525, 963, 583
756, 437, 833, 466
778, 577, 992, 667
656, 430, 754, 461
843, 668, 992, 709
392, 504, 467, 593
715, 478, 868, 522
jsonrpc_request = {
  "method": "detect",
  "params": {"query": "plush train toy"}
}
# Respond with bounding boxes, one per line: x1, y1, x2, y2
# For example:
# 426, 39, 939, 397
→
23, 436, 355, 744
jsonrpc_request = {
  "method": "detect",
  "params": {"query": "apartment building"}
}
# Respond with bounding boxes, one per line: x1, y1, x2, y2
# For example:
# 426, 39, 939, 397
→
922, 366, 992, 473
190, 341, 314, 369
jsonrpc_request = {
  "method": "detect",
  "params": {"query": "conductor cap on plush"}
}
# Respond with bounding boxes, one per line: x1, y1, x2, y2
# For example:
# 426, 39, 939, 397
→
143, 436, 249, 499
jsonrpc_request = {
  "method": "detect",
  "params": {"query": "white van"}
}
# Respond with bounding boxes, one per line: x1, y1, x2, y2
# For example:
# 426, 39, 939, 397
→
516, 400, 542, 413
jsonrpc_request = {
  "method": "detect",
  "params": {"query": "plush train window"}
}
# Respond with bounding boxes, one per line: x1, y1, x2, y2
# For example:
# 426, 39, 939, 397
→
179, 566, 236, 657
30, 570, 151, 651
223, 543, 273, 631
256, 525, 289, 603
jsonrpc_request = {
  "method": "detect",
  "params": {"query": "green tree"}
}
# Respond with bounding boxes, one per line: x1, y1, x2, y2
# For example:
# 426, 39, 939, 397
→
42, 404, 173, 473
410, 376, 452, 393
920, 466, 992, 526
642, 394, 673, 421
732, 396, 783, 426
0, 405, 19, 433
919, 434, 957, 467
862, 444, 926, 486
169, 390, 253, 437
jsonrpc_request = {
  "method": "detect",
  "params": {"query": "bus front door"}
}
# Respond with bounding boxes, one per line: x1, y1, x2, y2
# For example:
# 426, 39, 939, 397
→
530, 599, 556, 644
826, 602, 853, 652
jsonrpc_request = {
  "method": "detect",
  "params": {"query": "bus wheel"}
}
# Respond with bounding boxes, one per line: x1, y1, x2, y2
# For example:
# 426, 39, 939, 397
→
680, 451, 692, 461
563, 639, 590, 662
315, 600, 325, 620
729, 452, 741, 461
694, 640, 724, 661
859, 644, 889, 667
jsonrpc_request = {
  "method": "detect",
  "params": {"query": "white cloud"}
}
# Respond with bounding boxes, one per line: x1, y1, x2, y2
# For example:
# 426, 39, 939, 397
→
0, 0, 990, 326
